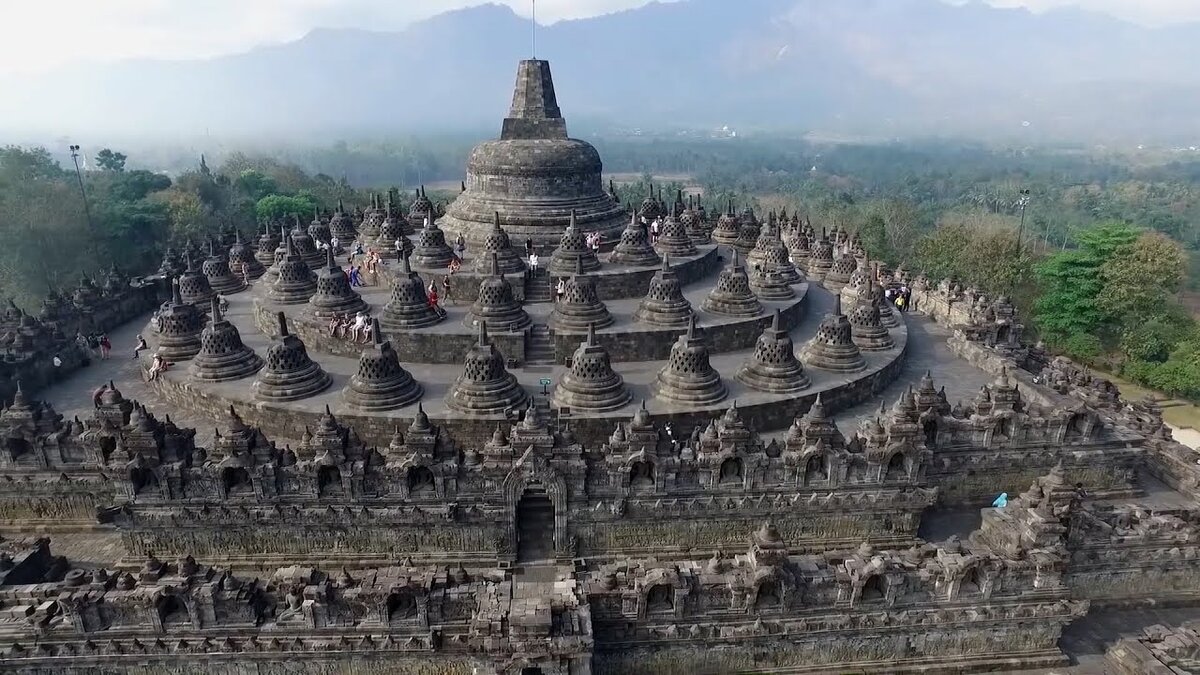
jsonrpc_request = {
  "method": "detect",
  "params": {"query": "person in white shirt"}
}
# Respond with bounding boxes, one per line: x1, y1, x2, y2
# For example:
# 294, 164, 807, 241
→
529, 253, 539, 271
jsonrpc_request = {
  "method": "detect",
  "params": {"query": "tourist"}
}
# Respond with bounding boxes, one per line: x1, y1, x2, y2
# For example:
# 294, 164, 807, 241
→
556, 278, 566, 302
590, 232, 601, 254
330, 235, 340, 252
328, 314, 342, 336
441, 276, 453, 306
350, 312, 367, 340
529, 252, 539, 272
895, 294, 906, 312
87, 333, 100, 357
395, 238, 404, 258
650, 218, 661, 242
92, 383, 108, 408
455, 234, 466, 257
427, 285, 439, 311
218, 295, 229, 314
349, 266, 363, 287
525, 238, 534, 257
99, 334, 111, 360
132, 334, 148, 359
991, 492, 1008, 508
147, 354, 168, 381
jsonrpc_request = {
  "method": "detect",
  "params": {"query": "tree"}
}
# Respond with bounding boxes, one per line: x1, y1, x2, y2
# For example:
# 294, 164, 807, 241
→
255, 193, 317, 224
1033, 221, 1139, 358
235, 170, 278, 202
94, 148, 127, 172
1098, 231, 1187, 322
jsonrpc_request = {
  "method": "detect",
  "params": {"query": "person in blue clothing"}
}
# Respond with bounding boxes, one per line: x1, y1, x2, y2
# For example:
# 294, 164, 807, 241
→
992, 492, 1008, 508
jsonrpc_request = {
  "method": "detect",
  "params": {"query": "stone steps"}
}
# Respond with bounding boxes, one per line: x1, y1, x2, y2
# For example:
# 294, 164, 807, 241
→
525, 324, 555, 365
525, 270, 553, 303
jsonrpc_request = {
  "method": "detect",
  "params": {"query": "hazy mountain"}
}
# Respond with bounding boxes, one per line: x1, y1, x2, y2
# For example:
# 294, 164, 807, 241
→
4, 0, 1200, 142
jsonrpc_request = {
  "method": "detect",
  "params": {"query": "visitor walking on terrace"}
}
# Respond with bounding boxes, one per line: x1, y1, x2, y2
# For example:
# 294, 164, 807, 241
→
99, 334, 111, 360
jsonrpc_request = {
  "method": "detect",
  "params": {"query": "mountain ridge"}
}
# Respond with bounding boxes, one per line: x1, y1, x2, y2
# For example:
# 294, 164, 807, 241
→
3, 0, 1199, 142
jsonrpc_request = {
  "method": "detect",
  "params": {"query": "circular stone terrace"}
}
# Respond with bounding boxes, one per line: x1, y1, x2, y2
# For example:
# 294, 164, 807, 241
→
144, 226, 909, 449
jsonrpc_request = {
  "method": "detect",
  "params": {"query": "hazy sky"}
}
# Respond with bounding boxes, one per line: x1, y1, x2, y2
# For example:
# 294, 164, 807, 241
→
2, 0, 1197, 76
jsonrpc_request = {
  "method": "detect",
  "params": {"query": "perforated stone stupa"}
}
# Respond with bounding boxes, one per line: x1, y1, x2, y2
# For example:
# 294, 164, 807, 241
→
440, 60, 627, 247
552, 325, 630, 413
653, 317, 728, 406
445, 324, 527, 414
306, 247, 367, 318
549, 211, 601, 275
465, 254, 531, 332
736, 309, 811, 393
379, 255, 443, 330
253, 313, 331, 402
342, 320, 423, 411
154, 279, 204, 361
633, 257, 693, 328
702, 252, 762, 318
188, 296, 264, 382
177, 253, 215, 307
608, 211, 660, 267
266, 235, 317, 305
411, 214, 456, 270
550, 259, 613, 332
475, 212, 526, 274
801, 298, 867, 372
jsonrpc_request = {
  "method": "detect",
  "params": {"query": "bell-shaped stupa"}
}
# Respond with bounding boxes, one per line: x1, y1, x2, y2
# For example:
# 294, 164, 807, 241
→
253, 312, 332, 402
712, 199, 741, 246
849, 300, 895, 351
342, 320, 423, 411
465, 253, 531, 332
229, 230, 265, 280
445, 323, 528, 415
549, 210, 601, 275
551, 258, 613, 332
328, 200, 358, 244
155, 279, 204, 361
475, 212, 526, 274
379, 255, 443, 330
178, 253, 215, 308
653, 317, 728, 406
307, 247, 367, 318
552, 325, 630, 412
702, 251, 762, 318
288, 215, 324, 269
440, 60, 627, 248
633, 257, 693, 328
267, 233, 317, 305
800, 298, 866, 372
189, 295, 264, 382
653, 203, 698, 258
608, 211, 660, 267
411, 214, 456, 270
736, 310, 811, 394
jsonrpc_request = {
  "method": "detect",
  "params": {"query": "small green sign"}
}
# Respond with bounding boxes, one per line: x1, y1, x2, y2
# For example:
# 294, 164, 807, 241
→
539, 378, 552, 386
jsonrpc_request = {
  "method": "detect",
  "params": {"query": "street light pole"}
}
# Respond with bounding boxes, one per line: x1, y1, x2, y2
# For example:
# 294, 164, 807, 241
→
68, 144, 95, 229
1015, 189, 1031, 258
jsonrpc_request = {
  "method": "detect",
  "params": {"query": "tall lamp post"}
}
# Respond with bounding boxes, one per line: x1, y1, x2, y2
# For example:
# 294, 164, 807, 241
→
1015, 189, 1031, 257
68, 144, 95, 229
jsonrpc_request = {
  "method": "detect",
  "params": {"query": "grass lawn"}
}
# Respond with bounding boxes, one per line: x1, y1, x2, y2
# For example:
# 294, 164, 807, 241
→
1099, 369, 1200, 430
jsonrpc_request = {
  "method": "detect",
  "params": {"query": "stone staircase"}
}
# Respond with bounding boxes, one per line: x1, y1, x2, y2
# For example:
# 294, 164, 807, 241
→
524, 269, 553, 303
525, 324, 555, 366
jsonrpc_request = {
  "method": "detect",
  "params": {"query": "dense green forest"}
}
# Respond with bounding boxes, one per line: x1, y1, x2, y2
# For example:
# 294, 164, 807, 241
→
4, 138, 1200, 397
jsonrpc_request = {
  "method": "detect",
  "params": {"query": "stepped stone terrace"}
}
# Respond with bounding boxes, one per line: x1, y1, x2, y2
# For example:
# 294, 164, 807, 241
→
1, 58, 1199, 675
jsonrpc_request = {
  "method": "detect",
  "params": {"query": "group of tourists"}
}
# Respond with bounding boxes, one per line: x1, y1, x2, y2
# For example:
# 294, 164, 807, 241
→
327, 312, 374, 343
886, 285, 913, 312
75, 332, 112, 360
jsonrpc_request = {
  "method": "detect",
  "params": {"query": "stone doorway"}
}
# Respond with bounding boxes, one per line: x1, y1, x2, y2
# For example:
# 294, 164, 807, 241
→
517, 486, 554, 563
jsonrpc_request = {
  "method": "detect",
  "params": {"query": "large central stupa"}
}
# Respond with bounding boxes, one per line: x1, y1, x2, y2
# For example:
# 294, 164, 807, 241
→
439, 60, 627, 247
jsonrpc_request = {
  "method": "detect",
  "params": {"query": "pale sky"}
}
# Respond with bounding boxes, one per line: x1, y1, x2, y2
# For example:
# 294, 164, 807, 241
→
0, 0, 1196, 76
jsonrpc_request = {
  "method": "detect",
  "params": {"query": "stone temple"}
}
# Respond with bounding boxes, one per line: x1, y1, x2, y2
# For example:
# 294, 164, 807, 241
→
0, 59, 1198, 675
